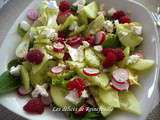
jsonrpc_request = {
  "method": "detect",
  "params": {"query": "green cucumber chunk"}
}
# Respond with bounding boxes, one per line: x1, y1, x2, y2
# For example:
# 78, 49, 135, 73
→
50, 86, 73, 108
119, 91, 141, 115
78, 10, 88, 25
128, 59, 155, 71
21, 66, 30, 91
83, 1, 98, 19
85, 48, 100, 68
66, 61, 86, 69
86, 14, 105, 35
69, 25, 87, 36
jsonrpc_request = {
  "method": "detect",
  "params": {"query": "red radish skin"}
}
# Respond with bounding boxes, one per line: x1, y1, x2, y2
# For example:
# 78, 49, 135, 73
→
110, 79, 129, 91
17, 86, 32, 96
66, 36, 83, 48
51, 66, 64, 74
134, 51, 144, 59
95, 31, 106, 45
57, 10, 72, 24
112, 68, 129, 84
83, 68, 100, 76
53, 42, 65, 52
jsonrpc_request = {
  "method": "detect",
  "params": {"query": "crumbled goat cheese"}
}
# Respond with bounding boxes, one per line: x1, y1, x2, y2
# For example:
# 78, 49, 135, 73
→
94, 45, 103, 52
81, 90, 89, 98
32, 84, 48, 98
104, 20, 114, 33
107, 8, 117, 16
69, 22, 79, 31
114, 20, 120, 26
41, 28, 58, 39
67, 45, 84, 62
65, 89, 81, 105
10, 65, 22, 76
127, 55, 140, 65
47, 0, 58, 9
132, 26, 143, 35
20, 21, 31, 31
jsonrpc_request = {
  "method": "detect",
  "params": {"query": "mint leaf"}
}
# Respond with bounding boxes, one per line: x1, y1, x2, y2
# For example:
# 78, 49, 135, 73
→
0, 71, 21, 94
7, 58, 23, 70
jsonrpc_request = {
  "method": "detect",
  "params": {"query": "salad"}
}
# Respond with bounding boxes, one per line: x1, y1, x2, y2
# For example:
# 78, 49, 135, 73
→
0, 0, 155, 119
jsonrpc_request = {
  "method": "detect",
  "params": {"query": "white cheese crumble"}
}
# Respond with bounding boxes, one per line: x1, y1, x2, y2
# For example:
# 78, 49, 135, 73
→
104, 20, 114, 33
94, 45, 103, 52
114, 20, 120, 26
10, 65, 22, 76
69, 21, 79, 31
65, 89, 81, 105
20, 21, 31, 31
132, 26, 143, 35
31, 84, 48, 98
81, 90, 89, 98
73, 0, 86, 10
67, 45, 84, 62
41, 28, 58, 39
127, 55, 140, 65
107, 8, 117, 16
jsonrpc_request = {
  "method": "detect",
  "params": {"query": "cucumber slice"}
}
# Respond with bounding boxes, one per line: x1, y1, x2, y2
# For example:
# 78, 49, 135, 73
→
59, 15, 78, 31
69, 25, 87, 36
119, 91, 141, 115
116, 24, 143, 49
83, 1, 98, 19
66, 61, 86, 69
85, 14, 105, 35
78, 10, 88, 25
22, 61, 32, 72
85, 48, 100, 68
128, 59, 154, 71
90, 87, 113, 117
21, 66, 30, 91
50, 86, 73, 108
98, 86, 120, 108
102, 34, 120, 48
76, 68, 109, 88
16, 40, 29, 58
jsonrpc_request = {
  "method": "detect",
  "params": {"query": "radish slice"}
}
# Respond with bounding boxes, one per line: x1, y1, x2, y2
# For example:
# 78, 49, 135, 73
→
53, 42, 65, 52
17, 86, 32, 96
83, 68, 100, 76
95, 31, 106, 45
51, 66, 64, 74
134, 51, 144, 59
41, 96, 52, 106
110, 79, 129, 91
112, 68, 129, 84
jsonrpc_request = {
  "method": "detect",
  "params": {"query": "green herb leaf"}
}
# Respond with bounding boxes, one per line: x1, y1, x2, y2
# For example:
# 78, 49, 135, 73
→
7, 58, 23, 70
0, 71, 21, 94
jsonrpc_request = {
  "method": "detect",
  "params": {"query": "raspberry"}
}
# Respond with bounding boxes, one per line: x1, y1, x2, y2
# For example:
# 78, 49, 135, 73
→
119, 16, 131, 23
103, 51, 117, 68
26, 49, 44, 64
85, 34, 96, 46
112, 10, 126, 20
114, 48, 125, 61
23, 98, 44, 114
59, 0, 71, 12
102, 48, 114, 56
67, 77, 85, 97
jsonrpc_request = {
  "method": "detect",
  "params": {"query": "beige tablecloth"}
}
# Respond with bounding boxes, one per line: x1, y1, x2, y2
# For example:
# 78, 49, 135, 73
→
0, 0, 159, 120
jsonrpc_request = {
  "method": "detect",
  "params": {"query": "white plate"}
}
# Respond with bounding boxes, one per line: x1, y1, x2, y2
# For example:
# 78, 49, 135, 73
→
0, 0, 159, 120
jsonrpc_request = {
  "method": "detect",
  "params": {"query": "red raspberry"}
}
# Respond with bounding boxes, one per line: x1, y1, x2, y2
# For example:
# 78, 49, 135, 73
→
103, 51, 117, 68
114, 48, 125, 61
57, 10, 72, 24
26, 49, 44, 64
23, 98, 44, 114
112, 10, 126, 20
119, 16, 131, 23
67, 77, 85, 97
85, 34, 96, 46
59, 0, 71, 12
102, 48, 114, 56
